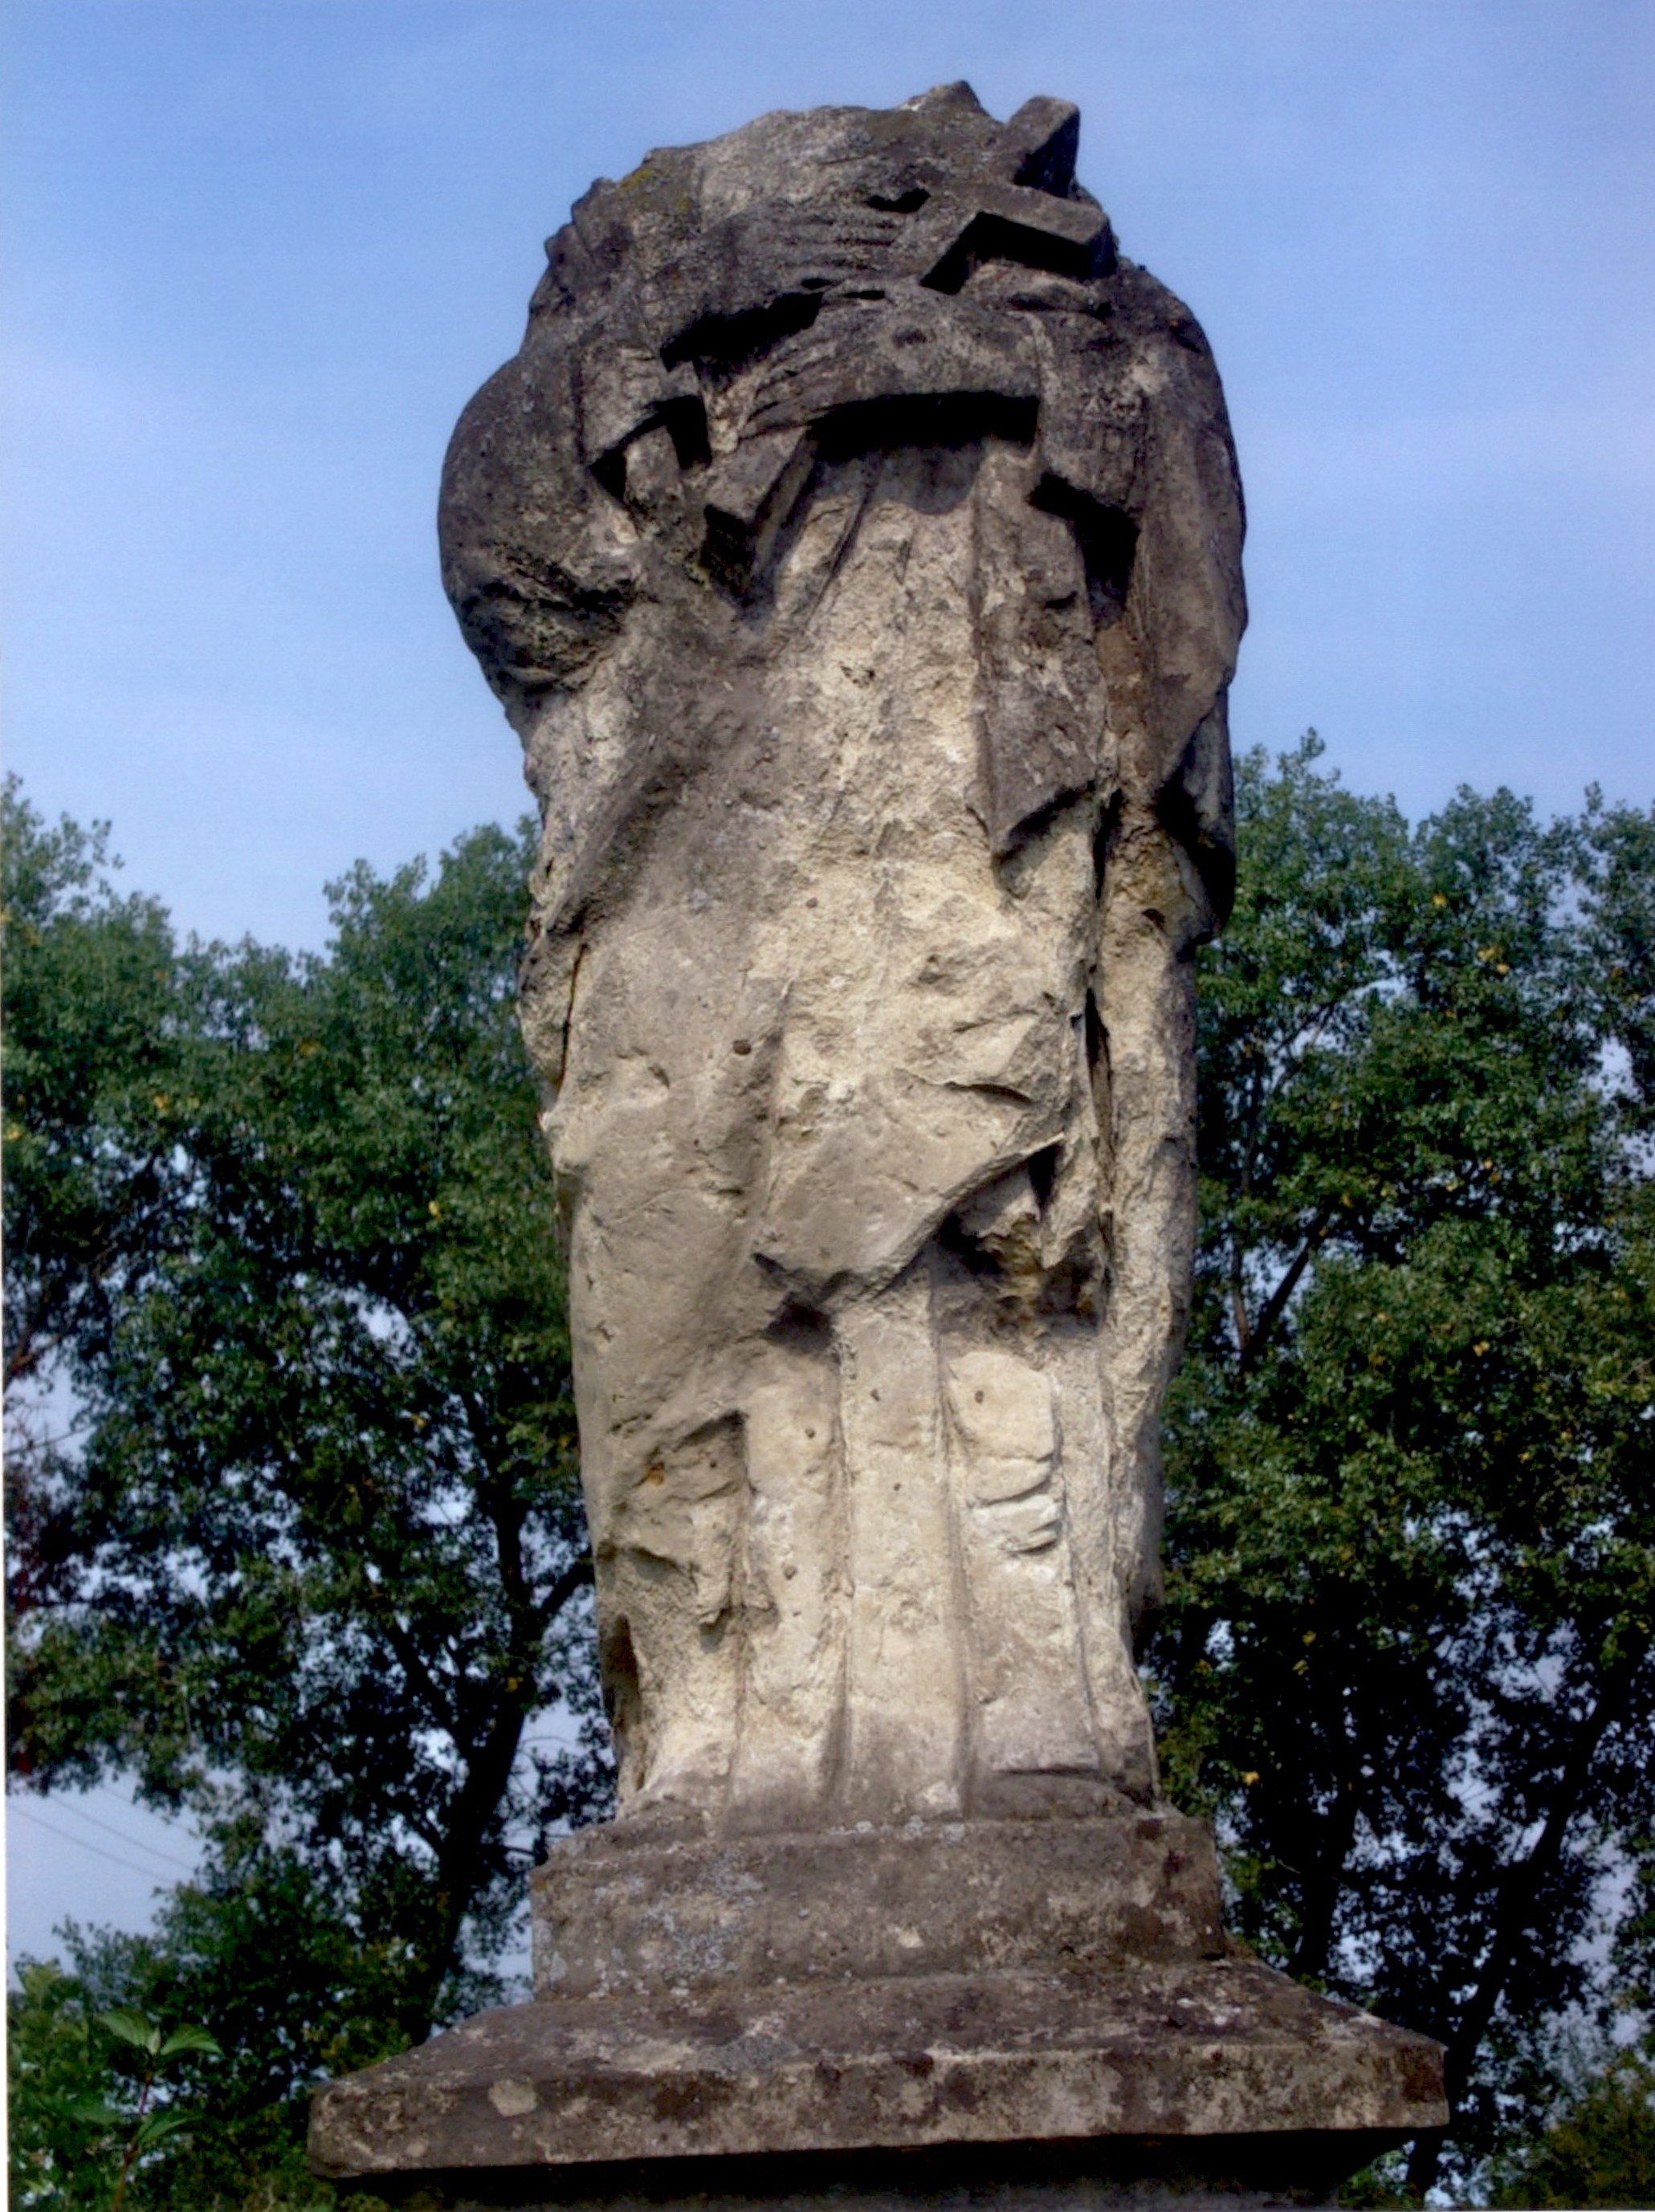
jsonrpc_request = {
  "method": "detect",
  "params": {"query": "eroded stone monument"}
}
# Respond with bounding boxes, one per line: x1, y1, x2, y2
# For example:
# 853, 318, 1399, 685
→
310, 84, 1445, 2208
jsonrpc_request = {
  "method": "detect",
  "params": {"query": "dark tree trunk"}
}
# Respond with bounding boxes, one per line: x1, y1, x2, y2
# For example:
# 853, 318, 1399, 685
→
1405, 1632, 1650, 2196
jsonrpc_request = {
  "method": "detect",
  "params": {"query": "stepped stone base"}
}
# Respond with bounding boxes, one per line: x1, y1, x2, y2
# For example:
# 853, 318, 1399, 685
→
527, 1814, 1229, 1999
308, 1817, 1445, 2207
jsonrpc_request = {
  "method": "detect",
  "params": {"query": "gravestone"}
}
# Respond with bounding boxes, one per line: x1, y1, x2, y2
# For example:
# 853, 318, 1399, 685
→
309, 84, 1444, 2209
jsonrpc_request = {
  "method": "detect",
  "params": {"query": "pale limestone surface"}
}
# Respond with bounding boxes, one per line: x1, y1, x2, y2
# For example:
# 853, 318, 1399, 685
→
439, 83, 1245, 1833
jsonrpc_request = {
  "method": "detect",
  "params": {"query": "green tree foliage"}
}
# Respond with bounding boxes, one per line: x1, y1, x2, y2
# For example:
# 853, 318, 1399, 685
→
1489, 2038, 1655, 2209
7, 1959, 219, 2211
10, 1865, 395, 2212
1152, 740, 1655, 2198
1, 786, 178, 1540
7, 755, 1652, 2205
4, 781, 609, 2196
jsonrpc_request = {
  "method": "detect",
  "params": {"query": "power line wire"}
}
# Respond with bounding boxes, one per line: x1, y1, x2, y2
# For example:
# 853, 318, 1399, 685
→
22, 1795, 198, 1873
8, 1802, 187, 1884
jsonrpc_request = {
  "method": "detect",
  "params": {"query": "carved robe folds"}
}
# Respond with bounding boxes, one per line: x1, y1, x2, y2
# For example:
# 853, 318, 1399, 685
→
439, 81, 1245, 1831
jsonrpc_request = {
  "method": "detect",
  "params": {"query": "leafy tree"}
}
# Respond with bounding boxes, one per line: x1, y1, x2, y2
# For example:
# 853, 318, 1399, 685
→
10, 756, 1653, 2205
10, 1959, 126, 2212
1, 781, 181, 1629
10, 1857, 407, 2212
1488, 2037, 1655, 2209
4, 784, 610, 2194
7, 1959, 219, 2211
1152, 739, 1655, 2198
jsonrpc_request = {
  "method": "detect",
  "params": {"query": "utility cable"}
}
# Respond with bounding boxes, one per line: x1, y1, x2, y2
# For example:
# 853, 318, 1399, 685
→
30, 1795, 198, 1872
7, 1801, 189, 1883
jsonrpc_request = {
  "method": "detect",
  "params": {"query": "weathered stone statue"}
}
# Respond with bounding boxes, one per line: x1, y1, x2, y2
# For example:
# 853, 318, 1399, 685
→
312, 88, 1443, 2206
439, 81, 1243, 1832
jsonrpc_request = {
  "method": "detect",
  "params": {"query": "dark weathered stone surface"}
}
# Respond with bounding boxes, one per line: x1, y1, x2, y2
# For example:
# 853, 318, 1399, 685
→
311, 1819, 1445, 2194
332, 2137, 1421, 2212
313, 1957, 1441, 2186
530, 1815, 1225, 2000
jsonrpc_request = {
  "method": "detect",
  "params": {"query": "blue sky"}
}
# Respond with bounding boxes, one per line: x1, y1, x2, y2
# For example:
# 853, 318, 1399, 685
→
5, 0, 1652, 952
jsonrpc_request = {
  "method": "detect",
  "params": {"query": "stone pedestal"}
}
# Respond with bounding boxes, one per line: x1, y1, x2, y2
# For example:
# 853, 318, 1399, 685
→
308, 1816, 1444, 2206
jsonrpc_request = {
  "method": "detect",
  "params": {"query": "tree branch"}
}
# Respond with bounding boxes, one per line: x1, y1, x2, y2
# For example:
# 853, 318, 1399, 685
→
1407, 1629, 1652, 2194
1240, 1203, 1335, 1374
